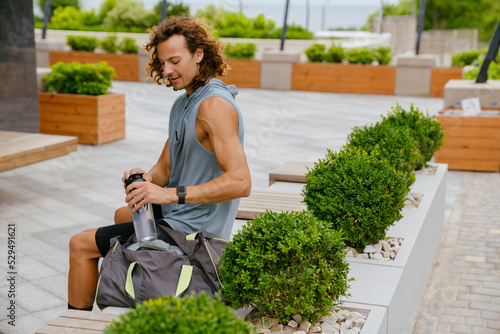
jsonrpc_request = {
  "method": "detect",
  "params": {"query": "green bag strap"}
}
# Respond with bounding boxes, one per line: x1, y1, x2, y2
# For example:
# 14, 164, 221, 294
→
186, 233, 198, 241
175, 265, 193, 297
125, 262, 141, 299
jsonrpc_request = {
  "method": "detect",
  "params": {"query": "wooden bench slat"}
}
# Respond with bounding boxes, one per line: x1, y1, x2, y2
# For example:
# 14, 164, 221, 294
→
269, 161, 314, 185
237, 189, 306, 219
36, 310, 120, 334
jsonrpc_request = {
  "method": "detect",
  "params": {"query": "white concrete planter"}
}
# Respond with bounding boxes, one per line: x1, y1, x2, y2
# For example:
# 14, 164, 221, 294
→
266, 163, 447, 334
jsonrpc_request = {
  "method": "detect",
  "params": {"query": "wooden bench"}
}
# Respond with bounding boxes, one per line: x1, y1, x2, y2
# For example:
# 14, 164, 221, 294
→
36, 310, 119, 334
268, 161, 314, 185
236, 189, 306, 220
0, 131, 77, 172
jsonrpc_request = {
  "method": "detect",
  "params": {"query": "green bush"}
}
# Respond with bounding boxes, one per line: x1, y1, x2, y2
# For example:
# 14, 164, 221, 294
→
451, 49, 486, 67
464, 58, 500, 80
304, 43, 327, 62
67, 35, 100, 52
381, 104, 445, 170
302, 148, 412, 251
346, 121, 422, 175
119, 37, 139, 54
325, 44, 346, 63
100, 34, 119, 53
273, 24, 314, 40
196, 4, 311, 39
103, 292, 256, 334
220, 210, 350, 324
346, 47, 374, 64
373, 46, 392, 65
49, 6, 84, 30
103, 0, 150, 30
44, 61, 116, 95
225, 43, 256, 60
305, 43, 391, 64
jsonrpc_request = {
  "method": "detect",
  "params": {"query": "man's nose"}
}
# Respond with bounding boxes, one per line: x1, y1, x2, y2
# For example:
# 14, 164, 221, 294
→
163, 63, 173, 77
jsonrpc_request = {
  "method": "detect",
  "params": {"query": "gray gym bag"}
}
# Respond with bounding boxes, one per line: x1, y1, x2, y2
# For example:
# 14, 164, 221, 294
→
94, 222, 226, 310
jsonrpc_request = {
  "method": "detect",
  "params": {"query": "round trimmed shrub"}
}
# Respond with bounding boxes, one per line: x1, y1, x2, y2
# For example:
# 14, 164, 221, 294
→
44, 61, 116, 95
66, 35, 100, 52
302, 148, 413, 251
100, 34, 119, 53
346, 121, 422, 175
103, 292, 256, 334
119, 37, 139, 54
381, 104, 445, 170
220, 210, 350, 324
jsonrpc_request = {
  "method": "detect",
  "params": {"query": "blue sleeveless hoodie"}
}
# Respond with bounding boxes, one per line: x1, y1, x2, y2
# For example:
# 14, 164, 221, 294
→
160, 78, 244, 240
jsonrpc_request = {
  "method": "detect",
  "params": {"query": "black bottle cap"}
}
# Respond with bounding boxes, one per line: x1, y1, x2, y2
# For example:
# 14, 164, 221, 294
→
124, 173, 145, 187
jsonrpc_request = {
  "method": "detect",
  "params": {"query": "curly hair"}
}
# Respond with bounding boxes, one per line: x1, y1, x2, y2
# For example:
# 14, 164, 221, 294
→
145, 16, 228, 92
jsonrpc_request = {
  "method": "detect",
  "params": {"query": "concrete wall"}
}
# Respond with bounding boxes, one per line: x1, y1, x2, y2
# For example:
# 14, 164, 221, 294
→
0, 0, 39, 133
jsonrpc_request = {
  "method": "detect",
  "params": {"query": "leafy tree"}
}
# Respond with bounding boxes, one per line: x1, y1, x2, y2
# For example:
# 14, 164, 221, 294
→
103, 0, 150, 31
38, 0, 80, 18
151, 1, 190, 22
196, 4, 310, 39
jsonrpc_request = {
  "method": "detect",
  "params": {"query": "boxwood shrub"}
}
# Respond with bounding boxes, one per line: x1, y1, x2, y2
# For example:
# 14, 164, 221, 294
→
66, 35, 100, 52
302, 148, 413, 251
100, 34, 119, 53
380, 104, 445, 170
304, 43, 392, 64
225, 42, 257, 60
220, 210, 350, 324
44, 61, 116, 95
119, 37, 139, 54
346, 121, 422, 175
103, 292, 256, 334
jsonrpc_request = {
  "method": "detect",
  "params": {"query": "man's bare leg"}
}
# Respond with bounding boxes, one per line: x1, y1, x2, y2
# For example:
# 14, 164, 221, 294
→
114, 206, 132, 224
68, 228, 102, 309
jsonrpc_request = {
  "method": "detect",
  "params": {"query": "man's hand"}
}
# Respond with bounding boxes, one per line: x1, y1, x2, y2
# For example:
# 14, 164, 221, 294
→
125, 180, 177, 212
122, 168, 153, 188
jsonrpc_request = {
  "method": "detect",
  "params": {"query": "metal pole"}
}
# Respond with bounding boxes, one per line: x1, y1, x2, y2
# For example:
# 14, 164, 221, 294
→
476, 18, 500, 83
378, 0, 384, 34
160, 0, 167, 22
239, 0, 243, 14
305, 0, 310, 31
42, 0, 52, 39
280, 0, 290, 51
415, 0, 426, 54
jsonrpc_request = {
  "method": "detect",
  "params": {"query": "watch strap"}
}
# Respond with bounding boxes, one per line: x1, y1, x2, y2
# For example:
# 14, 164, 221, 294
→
176, 186, 186, 204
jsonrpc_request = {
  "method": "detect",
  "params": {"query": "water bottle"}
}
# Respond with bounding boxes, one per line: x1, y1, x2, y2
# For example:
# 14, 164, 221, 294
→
124, 173, 157, 243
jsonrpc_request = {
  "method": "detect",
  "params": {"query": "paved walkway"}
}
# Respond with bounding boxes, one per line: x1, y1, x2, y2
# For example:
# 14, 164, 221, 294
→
0, 81, 498, 333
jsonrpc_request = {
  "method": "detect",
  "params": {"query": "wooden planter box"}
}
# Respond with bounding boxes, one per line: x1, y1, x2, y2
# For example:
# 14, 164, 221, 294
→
224, 59, 261, 89
50, 51, 139, 82
435, 110, 500, 172
292, 63, 396, 95
39, 92, 126, 145
430, 67, 463, 97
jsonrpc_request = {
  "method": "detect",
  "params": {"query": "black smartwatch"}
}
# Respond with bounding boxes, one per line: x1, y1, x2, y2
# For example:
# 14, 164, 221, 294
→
176, 186, 187, 204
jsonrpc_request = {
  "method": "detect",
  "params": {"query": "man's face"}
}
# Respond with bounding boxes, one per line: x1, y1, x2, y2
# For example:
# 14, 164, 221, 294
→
157, 34, 204, 95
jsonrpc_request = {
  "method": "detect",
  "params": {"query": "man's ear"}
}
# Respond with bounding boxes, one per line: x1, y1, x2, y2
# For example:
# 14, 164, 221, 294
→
194, 47, 204, 64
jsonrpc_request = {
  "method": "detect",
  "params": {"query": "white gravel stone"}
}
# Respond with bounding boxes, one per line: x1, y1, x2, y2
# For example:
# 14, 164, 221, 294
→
310, 325, 322, 333
288, 320, 298, 328
299, 320, 311, 332
355, 253, 369, 259
363, 245, 376, 253
382, 241, 391, 252
292, 313, 302, 323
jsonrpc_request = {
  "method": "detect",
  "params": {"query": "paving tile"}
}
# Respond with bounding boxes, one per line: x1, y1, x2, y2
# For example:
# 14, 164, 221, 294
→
16, 282, 65, 313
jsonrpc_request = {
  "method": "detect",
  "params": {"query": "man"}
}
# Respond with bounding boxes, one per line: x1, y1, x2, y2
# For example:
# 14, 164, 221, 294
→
68, 16, 251, 311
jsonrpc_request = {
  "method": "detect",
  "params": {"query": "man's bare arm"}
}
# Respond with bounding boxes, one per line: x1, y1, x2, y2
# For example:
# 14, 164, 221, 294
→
125, 96, 251, 209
